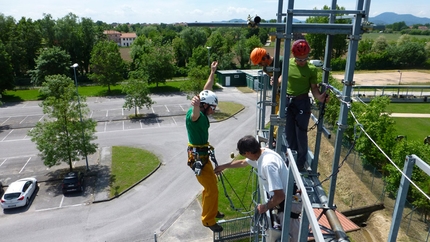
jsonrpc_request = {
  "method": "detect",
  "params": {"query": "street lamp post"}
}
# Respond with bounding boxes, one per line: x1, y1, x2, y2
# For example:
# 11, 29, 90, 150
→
397, 70, 402, 97
71, 63, 89, 171
206, 46, 211, 68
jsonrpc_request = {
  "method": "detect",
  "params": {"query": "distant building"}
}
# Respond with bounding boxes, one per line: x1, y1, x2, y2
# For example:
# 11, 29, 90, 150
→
103, 30, 121, 46
120, 33, 137, 47
103, 31, 137, 47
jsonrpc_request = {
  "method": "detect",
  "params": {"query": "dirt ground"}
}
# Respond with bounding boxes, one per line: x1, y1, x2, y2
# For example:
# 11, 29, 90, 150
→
332, 71, 430, 86
308, 71, 430, 242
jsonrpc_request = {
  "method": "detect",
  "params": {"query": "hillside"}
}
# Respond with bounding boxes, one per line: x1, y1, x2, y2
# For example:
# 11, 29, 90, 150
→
368, 12, 430, 25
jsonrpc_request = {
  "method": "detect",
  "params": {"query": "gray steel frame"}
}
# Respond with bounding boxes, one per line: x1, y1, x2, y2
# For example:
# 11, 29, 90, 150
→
187, 0, 382, 241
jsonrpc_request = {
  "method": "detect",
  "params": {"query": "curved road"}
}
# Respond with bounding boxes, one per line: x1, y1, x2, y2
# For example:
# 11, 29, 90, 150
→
0, 87, 261, 241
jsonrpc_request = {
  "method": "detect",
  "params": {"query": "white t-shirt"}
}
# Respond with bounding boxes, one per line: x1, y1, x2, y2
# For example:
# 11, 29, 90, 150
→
246, 148, 288, 196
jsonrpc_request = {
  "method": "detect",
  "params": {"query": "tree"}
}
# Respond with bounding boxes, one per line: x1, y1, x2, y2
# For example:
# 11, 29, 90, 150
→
0, 42, 14, 94
306, 5, 349, 59
180, 66, 209, 99
89, 40, 125, 92
354, 96, 397, 172
28, 75, 98, 171
122, 77, 154, 117
131, 36, 175, 87
28, 46, 71, 85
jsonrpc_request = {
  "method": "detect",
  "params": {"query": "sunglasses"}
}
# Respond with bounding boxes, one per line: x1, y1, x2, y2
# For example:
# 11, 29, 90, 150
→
295, 57, 309, 62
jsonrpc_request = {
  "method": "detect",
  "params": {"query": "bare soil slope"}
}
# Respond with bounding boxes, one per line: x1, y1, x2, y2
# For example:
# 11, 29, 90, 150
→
309, 71, 430, 241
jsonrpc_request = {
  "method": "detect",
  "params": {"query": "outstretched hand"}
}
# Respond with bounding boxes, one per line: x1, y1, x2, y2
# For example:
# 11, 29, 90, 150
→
191, 95, 201, 107
210, 61, 218, 73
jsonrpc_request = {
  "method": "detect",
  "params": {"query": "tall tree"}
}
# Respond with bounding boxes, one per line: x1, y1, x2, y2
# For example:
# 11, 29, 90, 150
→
305, 5, 349, 59
28, 75, 98, 171
89, 40, 125, 92
132, 36, 175, 87
0, 42, 14, 94
122, 77, 154, 117
28, 46, 71, 85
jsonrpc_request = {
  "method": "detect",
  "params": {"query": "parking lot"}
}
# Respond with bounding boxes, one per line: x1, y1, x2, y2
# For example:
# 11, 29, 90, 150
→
0, 101, 190, 215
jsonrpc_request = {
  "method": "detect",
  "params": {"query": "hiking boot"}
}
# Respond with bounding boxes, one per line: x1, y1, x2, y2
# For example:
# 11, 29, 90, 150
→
205, 223, 223, 232
216, 211, 225, 219
298, 165, 307, 173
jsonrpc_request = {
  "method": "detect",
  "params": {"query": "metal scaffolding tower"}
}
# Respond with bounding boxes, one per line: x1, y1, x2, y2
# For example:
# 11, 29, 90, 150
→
188, 0, 381, 241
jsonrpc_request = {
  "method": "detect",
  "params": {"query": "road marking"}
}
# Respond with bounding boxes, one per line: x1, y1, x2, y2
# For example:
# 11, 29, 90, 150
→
1, 117, 11, 125
106, 110, 109, 117
165, 105, 170, 112
1, 129, 14, 141
59, 195, 64, 207
0, 158, 7, 167
19, 157, 32, 173
19, 116, 29, 124
123, 121, 125, 130
171, 117, 177, 125
179, 104, 186, 111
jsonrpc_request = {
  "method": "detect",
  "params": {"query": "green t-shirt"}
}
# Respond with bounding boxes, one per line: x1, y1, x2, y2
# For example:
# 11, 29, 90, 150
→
286, 57, 318, 96
186, 107, 210, 145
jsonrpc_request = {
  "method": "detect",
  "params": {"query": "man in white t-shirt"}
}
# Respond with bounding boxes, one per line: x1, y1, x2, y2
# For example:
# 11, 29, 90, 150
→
214, 135, 302, 241
215, 135, 288, 214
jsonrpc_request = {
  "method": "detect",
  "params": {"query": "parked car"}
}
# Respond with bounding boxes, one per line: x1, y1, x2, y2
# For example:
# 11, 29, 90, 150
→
0, 177, 38, 209
309, 59, 323, 67
62, 171, 84, 193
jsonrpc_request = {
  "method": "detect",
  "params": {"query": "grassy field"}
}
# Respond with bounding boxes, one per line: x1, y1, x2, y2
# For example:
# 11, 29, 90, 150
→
362, 32, 430, 42
386, 103, 430, 114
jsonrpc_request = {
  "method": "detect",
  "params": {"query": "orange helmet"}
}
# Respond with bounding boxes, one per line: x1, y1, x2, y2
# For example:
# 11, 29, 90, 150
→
250, 48, 267, 65
291, 39, 310, 56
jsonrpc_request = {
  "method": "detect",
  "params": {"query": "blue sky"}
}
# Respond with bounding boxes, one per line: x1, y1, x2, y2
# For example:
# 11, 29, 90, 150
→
1, 0, 429, 24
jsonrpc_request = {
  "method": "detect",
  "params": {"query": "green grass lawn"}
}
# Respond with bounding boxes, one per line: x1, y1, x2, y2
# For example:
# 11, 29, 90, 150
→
392, 118, 430, 142
362, 32, 430, 42
110, 146, 160, 197
386, 103, 430, 114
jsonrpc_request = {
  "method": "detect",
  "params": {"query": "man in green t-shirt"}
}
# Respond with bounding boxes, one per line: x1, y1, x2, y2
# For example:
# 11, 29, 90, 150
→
282, 39, 329, 171
185, 61, 224, 232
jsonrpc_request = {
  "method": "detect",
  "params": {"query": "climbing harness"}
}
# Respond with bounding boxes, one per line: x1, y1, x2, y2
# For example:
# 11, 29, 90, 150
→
187, 143, 213, 176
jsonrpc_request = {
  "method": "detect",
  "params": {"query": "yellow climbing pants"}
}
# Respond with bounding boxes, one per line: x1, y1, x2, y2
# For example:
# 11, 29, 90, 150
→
196, 161, 219, 226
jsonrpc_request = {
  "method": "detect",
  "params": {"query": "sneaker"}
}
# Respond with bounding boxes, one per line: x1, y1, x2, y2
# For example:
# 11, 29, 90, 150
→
205, 223, 223, 232
298, 165, 307, 173
216, 211, 225, 218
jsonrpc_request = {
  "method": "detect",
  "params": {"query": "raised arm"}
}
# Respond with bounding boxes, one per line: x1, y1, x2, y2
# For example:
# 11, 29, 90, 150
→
203, 61, 218, 90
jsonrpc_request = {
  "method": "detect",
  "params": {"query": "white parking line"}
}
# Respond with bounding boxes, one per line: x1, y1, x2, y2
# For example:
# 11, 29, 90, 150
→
59, 195, 64, 208
1, 117, 11, 125
106, 110, 109, 117
19, 116, 29, 124
19, 157, 32, 173
171, 117, 177, 125
156, 118, 160, 127
123, 121, 125, 130
36, 203, 83, 212
1, 129, 14, 141
0, 158, 7, 167
90, 111, 94, 118
38, 115, 45, 122
151, 107, 155, 113
165, 105, 170, 112
122, 108, 124, 116
104, 122, 107, 132
179, 104, 186, 111
140, 120, 143, 129
23, 128, 33, 139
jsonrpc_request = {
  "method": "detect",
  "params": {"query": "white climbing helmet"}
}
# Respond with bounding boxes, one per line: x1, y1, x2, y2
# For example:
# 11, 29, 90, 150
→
199, 90, 218, 106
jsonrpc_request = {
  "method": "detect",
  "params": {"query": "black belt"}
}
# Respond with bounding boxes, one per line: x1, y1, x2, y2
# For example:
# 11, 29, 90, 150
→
286, 93, 309, 101
291, 212, 300, 219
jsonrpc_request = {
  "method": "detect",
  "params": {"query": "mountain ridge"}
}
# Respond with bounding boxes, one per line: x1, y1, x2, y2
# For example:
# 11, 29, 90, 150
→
226, 12, 430, 26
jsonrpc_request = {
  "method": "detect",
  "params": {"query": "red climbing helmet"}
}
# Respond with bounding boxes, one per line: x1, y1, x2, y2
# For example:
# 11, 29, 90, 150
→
291, 39, 310, 56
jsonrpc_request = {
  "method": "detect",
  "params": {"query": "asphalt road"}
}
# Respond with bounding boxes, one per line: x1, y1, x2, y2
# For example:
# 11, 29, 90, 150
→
0, 87, 260, 241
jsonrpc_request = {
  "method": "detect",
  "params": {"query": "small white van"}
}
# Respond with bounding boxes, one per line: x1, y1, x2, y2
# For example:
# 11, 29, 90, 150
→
309, 60, 323, 67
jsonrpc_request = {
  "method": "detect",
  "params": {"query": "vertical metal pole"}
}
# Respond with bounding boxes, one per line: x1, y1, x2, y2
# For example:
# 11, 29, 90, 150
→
328, 0, 365, 206
388, 155, 415, 241
207, 46, 211, 68
72, 64, 90, 172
